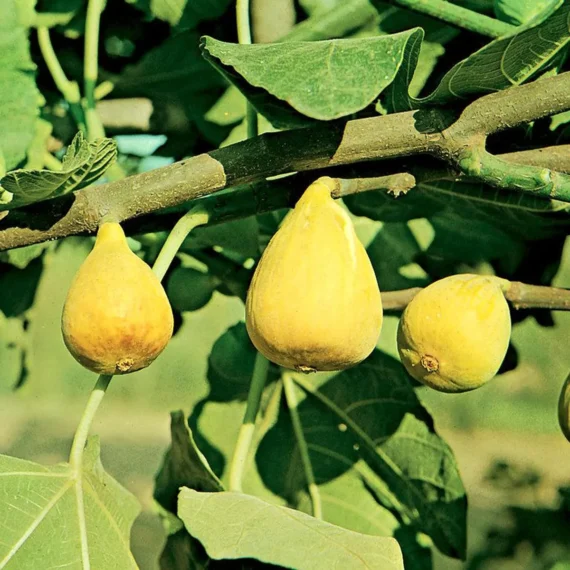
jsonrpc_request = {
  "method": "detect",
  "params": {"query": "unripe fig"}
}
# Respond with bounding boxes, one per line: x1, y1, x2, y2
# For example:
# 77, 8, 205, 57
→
245, 178, 383, 372
558, 372, 570, 442
397, 274, 511, 393
62, 222, 174, 375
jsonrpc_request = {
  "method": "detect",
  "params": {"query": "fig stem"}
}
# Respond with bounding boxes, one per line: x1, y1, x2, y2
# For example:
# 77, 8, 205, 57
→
282, 373, 323, 519
236, 0, 258, 140
228, 352, 270, 492
37, 27, 86, 133
69, 374, 113, 469
152, 205, 210, 281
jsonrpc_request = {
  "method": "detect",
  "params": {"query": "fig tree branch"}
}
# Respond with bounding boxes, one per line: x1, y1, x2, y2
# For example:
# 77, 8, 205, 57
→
2, 71, 570, 251
382, 282, 570, 312
188, 249, 570, 313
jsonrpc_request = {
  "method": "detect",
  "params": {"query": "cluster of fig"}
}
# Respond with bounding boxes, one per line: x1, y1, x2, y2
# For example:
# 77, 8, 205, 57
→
245, 178, 513, 393
61, 178, 513, 395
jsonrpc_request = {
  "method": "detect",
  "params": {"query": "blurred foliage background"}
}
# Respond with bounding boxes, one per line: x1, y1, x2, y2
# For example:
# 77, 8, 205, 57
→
2, 0, 570, 568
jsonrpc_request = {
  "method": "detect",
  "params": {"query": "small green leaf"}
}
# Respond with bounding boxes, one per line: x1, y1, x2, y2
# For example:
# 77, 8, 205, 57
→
183, 217, 261, 258
367, 223, 429, 290
207, 322, 279, 402
0, 256, 44, 316
0, 437, 140, 569
200, 30, 424, 127
166, 267, 217, 313
178, 489, 404, 569
0, 243, 49, 270
0, 132, 117, 210
155, 411, 223, 514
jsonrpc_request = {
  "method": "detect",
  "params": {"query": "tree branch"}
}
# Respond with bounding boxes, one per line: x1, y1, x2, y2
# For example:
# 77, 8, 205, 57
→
2, 72, 570, 251
382, 282, 570, 312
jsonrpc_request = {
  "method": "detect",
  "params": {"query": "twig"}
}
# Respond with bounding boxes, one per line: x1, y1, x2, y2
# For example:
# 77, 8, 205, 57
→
381, 282, 570, 312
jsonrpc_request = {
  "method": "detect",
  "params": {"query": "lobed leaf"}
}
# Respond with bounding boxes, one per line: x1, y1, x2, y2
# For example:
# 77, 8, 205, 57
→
0, 437, 140, 569
257, 350, 467, 559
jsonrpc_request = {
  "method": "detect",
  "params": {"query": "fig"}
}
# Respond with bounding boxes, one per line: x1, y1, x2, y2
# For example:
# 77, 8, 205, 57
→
397, 274, 511, 393
61, 222, 174, 375
558, 372, 570, 442
245, 177, 383, 372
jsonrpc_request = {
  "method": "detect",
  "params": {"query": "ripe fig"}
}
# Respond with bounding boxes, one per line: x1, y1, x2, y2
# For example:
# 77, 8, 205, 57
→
245, 178, 383, 372
61, 222, 174, 375
558, 372, 570, 442
397, 274, 511, 393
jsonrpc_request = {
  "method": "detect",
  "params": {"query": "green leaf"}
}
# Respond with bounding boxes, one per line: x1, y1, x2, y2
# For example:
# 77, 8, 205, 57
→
366, 223, 429, 290
178, 489, 404, 569
346, 180, 570, 240
344, 187, 443, 222
494, 0, 562, 25
115, 30, 229, 146
0, 0, 41, 171
297, 462, 401, 536
183, 216, 261, 259
0, 257, 44, 316
150, 0, 232, 28
0, 243, 49, 270
0, 437, 140, 569
155, 410, 223, 514
257, 350, 467, 560
285, 0, 378, 42
299, 0, 344, 15
166, 267, 217, 313
0, 132, 117, 210
200, 30, 424, 127
386, 0, 570, 110
207, 322, 279, 402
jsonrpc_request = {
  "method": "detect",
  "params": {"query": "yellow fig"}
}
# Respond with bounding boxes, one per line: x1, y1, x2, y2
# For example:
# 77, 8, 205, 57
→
397, 274, 511, 393
245, 178, 383, 372
558, 372, 570, 442
61, 222, 174, 375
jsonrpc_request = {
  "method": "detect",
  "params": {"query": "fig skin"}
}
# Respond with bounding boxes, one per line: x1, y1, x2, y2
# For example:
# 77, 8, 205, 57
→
397, 274, 511, 393
245, 178, 383, 372
61, 222, 174, 375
